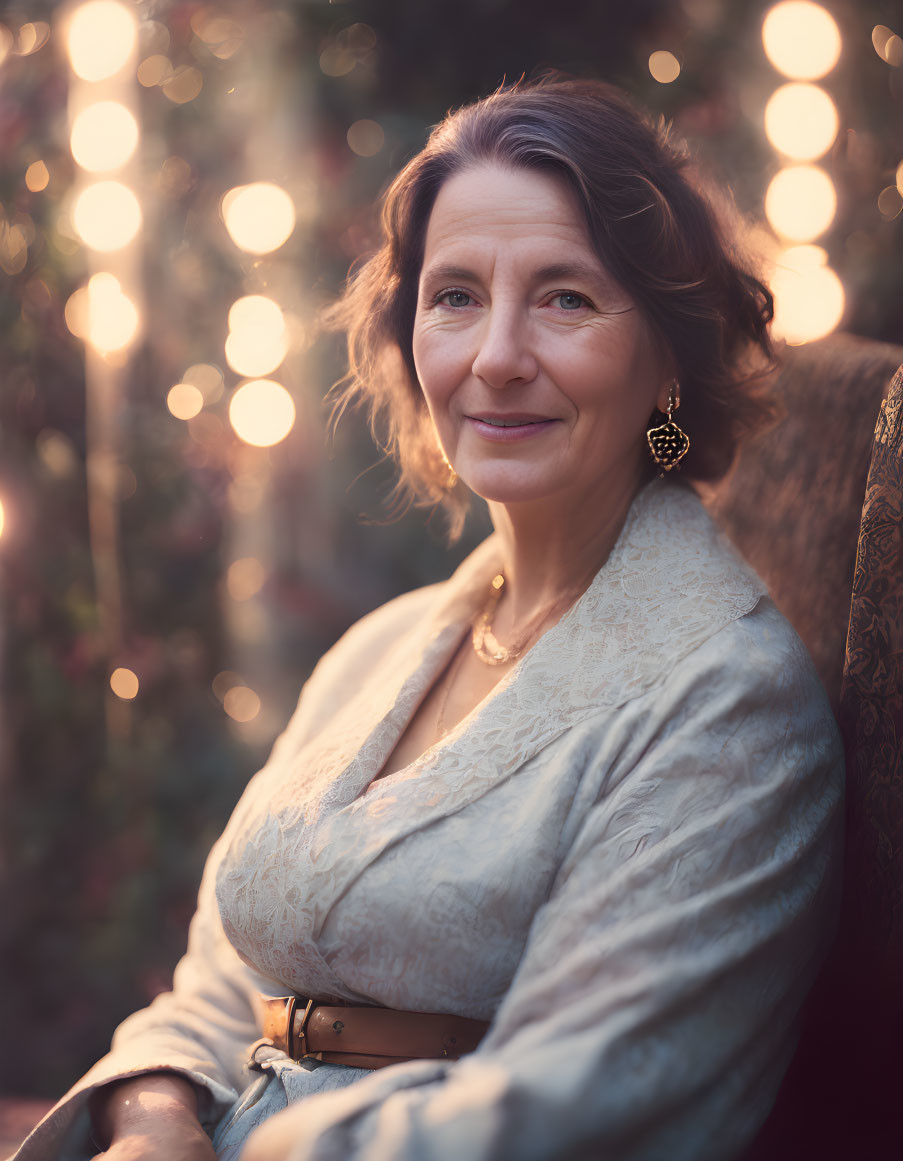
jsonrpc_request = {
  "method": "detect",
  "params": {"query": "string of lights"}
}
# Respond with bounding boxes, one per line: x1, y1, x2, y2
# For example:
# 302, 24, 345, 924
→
761, 1, 845, 344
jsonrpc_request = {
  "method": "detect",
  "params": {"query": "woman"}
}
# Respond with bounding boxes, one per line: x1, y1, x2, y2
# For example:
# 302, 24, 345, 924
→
16, 76, 843, 1161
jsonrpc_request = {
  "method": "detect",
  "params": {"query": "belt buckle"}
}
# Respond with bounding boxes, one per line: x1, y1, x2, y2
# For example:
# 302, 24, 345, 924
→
291, 997, 316, 1060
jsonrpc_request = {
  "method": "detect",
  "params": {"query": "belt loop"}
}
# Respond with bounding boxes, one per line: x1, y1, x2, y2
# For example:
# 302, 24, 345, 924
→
292, 998, 315, 1059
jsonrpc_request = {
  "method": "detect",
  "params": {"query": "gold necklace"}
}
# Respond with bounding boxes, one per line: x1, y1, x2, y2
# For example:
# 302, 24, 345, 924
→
472, 573, 584, 666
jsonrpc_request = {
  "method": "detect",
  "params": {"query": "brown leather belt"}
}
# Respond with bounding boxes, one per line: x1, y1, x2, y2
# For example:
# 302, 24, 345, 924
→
256, 994, 489, 1070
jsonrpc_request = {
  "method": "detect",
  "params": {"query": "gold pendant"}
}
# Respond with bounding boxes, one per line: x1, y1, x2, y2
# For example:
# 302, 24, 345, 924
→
646, 420, 690, 472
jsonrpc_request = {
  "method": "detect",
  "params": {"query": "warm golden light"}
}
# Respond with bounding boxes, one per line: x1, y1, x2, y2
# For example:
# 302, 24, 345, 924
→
222, 182, 295, 254
162, 65, 203, 104
762, 2, 841, 80
0, 498, 5, 540
137, 54, 173, 87
872, 26, 892, 58
873, 26, 903, 66
764, 83, 838, 160
227, 556, 266, 601
227, 295, 284, 336
72, 180, 142, 251
878, 185, 903, 220
223, 685, 261, 722
70, 101, 139, 172
347, 119, 385, 157
771, 244, 844, 343
25, 160, 50, 192
765, 164, 836, 241
224, 331, 288, 378
897, 160, 903, 196
228, 380, 296, 447
212, 670, 242, 702
17, 22, 51, 56
110, 666, 139, 699
67, 1, 138, 82
0, 221, 28, 275
87, 272, 139, 353
64, 286, 89, 340
37, 429, 79, 479
225, 295, 288, 378
181, 363, 224, 403
0, 25, 13, 66
648, 50, 681, 83
167, 382, 204, 420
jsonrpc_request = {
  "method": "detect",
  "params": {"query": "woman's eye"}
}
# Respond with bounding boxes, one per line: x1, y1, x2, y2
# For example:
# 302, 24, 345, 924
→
553, 292, 586, 311
438, 290, 473, 308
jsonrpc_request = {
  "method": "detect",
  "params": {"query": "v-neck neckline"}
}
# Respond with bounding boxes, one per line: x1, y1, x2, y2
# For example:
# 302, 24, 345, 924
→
350, 482, 664, 801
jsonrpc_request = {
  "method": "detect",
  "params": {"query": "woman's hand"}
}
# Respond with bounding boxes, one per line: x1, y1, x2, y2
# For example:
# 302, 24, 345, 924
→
89, 1073, 216, 1161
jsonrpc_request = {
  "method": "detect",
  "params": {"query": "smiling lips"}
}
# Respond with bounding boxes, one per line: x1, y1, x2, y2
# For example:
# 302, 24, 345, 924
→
466, 414, 559, 442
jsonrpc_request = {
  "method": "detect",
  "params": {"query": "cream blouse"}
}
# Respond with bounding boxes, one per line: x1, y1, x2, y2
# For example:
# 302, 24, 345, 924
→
16, 477, 844, 1161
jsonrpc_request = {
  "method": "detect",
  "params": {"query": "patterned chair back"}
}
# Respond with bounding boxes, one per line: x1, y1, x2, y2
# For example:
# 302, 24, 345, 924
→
708, 336, 903, 1160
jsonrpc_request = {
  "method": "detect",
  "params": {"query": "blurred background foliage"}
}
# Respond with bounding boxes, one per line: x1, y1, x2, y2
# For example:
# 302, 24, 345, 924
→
0, 0, 901, 1097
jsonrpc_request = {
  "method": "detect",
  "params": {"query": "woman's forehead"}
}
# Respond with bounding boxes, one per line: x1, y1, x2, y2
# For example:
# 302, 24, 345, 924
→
421, 164, 601, 275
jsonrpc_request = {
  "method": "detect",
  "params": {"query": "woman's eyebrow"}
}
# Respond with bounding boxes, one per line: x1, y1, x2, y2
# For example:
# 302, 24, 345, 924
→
419, 264, 479, 286
419, 260, 613, 290
531, 261, 611, 287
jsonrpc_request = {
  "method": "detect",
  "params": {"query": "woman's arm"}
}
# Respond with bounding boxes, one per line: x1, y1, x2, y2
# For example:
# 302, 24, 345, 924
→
241, 609, 844, 1161
12, 587, 442, 1161
88, 1073, 215, 1160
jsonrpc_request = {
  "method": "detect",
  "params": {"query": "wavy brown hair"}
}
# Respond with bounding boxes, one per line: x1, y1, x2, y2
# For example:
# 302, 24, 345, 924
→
324, 74, 776, 541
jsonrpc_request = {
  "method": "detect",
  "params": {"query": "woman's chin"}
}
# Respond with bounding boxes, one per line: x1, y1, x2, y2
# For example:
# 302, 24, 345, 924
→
457, 466, 568, 507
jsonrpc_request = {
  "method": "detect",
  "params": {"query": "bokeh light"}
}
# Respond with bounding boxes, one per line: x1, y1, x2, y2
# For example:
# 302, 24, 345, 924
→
137, 55, 173, 87
110, 666, 139, 700
228, 380, 296, 447
87, 272, 139, 353
648, 50, 681, 83
72, 180, 142, 251
162, 65, 203, 104
347, 119, 385, 157
0, 498, 5, 539
223, 685, 261, 722
181, 363, 224, 404
771, 244, 845, 344
896, 160, 903, 196
227, 295, 284, 336
167, 382, 204, 420
25, 161, 50, 192
765, 164, 836, 241
764, 83, 838, 160
37, 429, 80, 479
222, 183, 295, 254
225, 295, 288, 378
873, 26, 903, 67
212, 670, 242, 701
878, 185, 903, 220
67, 1, 138, 82
227, 557, 266, 601
17, 22, 50, 56
762, 2, 841, 80
70, 101, 139, 172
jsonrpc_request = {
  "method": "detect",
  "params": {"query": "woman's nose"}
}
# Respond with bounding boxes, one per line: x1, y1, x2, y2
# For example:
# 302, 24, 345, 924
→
471, 306, 538, 389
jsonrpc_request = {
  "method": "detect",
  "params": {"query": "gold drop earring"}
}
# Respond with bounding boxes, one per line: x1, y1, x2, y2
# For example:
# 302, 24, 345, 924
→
646, 380, 690, 475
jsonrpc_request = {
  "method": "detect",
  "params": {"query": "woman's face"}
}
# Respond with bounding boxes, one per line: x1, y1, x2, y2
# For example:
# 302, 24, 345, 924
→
412, 163, 672, 509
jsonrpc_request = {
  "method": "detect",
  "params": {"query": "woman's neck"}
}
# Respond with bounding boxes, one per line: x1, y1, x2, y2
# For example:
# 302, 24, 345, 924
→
486, 460, 654, 627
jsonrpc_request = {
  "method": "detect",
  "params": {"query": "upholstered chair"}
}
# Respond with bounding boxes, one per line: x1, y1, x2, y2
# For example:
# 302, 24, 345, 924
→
710, 335, 903, 1161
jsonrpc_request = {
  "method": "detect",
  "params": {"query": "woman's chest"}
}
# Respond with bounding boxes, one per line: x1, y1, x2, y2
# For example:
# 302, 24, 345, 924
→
216, 732, 601, 1015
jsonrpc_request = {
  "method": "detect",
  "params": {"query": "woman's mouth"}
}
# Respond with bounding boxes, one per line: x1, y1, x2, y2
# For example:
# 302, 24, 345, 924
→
465, 414, 559, 442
